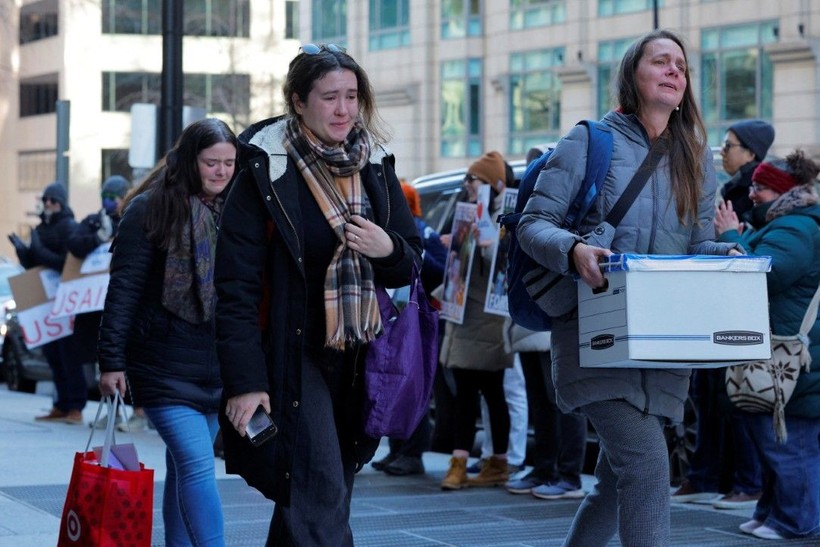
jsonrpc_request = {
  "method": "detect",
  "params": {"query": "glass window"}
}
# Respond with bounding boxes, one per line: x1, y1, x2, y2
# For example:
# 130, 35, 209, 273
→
102, 0, 162, 35
102, 72, 162, 112
508, 48, 564, 155
441, 0, 481, 39
101, 149, 132, 183
598, 0, 662, 17
369, 0, 410, 50
440, 59, 482, 158
18, 150, 57, 192
285, 0, 299, 39
597, 37, 635, 119
700, 22, 777, 145
102, 0, 247, 36
184, 73, 251, 118
510, 0, 566, 31
19, 0, 59, 44
312, 0, 347, 45
20, 76, 58, 117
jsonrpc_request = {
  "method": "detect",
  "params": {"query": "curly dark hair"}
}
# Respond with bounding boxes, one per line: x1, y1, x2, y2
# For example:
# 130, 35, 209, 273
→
783, 149, 820, 186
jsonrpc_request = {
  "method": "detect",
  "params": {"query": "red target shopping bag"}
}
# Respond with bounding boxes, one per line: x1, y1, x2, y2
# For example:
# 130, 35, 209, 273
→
58, 394, 154, 547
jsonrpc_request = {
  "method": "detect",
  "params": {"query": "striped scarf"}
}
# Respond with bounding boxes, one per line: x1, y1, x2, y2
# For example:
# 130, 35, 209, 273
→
283, 117, 381, 350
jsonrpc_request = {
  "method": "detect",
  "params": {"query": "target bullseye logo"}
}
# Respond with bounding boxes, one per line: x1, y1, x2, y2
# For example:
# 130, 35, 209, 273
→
66, 509, 81, 541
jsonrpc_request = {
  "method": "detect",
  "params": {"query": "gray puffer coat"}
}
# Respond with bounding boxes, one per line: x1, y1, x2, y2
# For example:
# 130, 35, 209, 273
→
517, 111, 739, 423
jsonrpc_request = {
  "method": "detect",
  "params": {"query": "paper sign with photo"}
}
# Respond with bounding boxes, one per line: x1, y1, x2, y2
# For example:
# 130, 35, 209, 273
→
485, 188, 518, 317
440, 202, 477, 324
476, 184, 497, 245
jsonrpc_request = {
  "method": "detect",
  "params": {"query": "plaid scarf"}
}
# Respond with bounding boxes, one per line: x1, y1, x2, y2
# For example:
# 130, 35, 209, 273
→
283, 117, 381, 350
161, 196, 220, 323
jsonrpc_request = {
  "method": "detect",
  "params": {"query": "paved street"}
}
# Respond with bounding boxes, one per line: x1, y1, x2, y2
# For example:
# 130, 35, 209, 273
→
0, 384, 814, 546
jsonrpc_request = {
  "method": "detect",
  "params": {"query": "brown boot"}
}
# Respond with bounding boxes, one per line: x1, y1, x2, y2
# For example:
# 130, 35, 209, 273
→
466, 456, 509, 487
440, 456, 468, 490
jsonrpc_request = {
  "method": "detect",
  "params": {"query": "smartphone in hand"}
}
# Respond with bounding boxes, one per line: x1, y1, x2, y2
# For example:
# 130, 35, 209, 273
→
246, 406, 278, 447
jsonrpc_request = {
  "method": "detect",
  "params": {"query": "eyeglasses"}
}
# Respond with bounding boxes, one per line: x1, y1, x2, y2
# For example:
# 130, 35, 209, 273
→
750, 183, 771, 194
464, 174, 486, 184
300, 43, 346, 55
722, 141, 745, 153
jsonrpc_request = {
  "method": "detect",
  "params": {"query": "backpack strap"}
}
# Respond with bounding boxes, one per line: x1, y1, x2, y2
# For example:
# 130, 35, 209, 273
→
565, 120, 613, 228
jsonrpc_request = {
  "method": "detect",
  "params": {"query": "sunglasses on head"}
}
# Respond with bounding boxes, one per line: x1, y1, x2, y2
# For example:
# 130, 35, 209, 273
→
300, 43, 346, 55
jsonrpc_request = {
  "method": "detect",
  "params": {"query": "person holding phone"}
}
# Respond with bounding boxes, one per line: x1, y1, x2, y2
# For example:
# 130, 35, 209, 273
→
97, 118, 237, 546
214, 44, 421, 545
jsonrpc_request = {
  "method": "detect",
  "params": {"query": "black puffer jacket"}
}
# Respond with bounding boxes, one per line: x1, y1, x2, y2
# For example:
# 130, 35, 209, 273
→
22, 208, 77, 271
68, 211, 121, 258
97, 194, 222, 412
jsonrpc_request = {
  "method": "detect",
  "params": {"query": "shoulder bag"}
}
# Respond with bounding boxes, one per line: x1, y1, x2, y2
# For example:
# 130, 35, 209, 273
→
363, 267, 439, 440
725, 282, 820, 443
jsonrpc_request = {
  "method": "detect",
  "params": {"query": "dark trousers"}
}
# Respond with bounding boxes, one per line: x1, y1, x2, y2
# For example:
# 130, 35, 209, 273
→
519, 351, 586, 484
41, 335, 87, 412
451, 368, 509, 455
687, 368, 763, 493
388, 414, 432, 458
266, 353, 356, 547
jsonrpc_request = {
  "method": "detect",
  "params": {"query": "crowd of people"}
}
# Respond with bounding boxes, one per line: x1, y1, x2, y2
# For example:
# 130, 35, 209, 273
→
5, 28, 818, 546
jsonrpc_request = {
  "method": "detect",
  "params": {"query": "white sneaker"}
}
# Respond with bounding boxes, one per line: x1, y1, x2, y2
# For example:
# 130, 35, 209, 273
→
739, 519, 763, 535
752, 525, 784, 540
117, 414, 148, 432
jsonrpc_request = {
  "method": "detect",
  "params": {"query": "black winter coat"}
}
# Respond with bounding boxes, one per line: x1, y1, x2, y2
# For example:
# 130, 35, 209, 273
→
97, 195, 222, 412
214, 116, 422, 505
68, 211, 121, 259
19, 208, 77, 271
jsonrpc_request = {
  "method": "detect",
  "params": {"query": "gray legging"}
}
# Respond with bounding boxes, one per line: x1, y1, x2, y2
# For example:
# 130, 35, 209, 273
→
563, 399, 670, 547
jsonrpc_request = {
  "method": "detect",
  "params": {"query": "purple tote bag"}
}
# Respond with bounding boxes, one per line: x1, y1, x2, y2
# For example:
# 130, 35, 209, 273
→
363, 270, 439, 439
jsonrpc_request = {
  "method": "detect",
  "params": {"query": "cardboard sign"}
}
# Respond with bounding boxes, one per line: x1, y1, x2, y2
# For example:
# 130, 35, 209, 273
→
8, 267, 74, 348
51, 243, 111, 319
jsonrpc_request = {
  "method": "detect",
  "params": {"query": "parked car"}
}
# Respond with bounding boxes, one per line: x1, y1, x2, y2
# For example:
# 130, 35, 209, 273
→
0, 259, 24, 362
413, 148, 724, 484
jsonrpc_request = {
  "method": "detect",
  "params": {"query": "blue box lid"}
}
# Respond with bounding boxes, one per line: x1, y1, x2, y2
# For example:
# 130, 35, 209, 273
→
600, 254, 772, 273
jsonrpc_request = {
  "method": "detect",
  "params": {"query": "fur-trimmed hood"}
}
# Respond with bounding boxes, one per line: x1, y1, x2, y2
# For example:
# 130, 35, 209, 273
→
765, 183, 820, 222
237, 115, 391, 185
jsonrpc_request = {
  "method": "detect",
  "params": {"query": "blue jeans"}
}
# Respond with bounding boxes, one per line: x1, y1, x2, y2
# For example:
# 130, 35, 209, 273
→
742, 412, 820, 538
144, 405, 223, 546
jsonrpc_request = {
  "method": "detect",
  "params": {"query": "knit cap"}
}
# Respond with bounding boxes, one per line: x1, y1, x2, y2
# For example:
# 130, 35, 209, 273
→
400, 182, 422, 218
101, 175, 131, 198
42, 181, 68, 207
752, 159, 798, 195
728, 120, 775, 162
467, 151, 506, 186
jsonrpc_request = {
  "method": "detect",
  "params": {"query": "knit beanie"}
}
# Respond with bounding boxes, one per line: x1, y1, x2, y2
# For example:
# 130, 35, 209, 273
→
728, 120, 775, 162
42, 181, 68, 207
467, 151, 506, 186
102, 175, 130, 198
752, 159, 798, 195
400, 182, 422, 218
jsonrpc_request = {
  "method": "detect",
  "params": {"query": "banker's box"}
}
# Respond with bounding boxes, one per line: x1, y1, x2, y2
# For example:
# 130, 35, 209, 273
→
578, 254, 772, 369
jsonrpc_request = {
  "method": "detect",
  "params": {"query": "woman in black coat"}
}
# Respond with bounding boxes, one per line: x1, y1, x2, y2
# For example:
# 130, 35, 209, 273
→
98, 118, 237, 546
214, 45, 421, 546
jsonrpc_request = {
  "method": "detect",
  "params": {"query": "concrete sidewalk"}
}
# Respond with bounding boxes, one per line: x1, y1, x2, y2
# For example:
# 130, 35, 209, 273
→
0, 384, 810, 546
